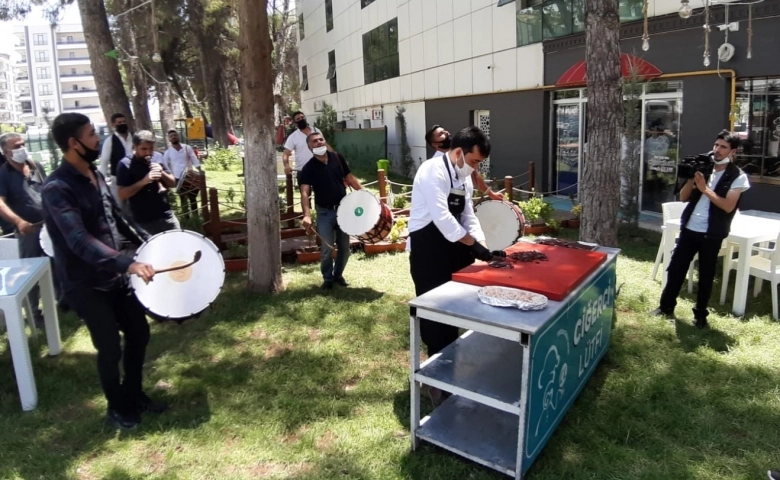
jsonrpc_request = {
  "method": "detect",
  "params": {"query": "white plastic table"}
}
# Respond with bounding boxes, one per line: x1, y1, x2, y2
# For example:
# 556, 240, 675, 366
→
662, 212, 780, 316
0, 257, 62, 411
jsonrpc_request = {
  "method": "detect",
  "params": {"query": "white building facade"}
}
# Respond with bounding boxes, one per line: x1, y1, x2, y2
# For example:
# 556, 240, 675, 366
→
13, 23, 103, 127
0, 53, 22, 124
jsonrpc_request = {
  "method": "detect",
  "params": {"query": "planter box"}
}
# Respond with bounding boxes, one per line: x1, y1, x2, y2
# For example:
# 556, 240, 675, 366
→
568, 219, 581, 229
224, 258, 248, 272
296, 246, 337, 264
523, 223, 554, 236
364, 241, 407, 255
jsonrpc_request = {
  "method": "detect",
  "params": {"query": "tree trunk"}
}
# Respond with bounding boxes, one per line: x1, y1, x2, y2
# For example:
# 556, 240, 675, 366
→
118, 0, 153, 132
154, 63, 176, 135
199, 48, 230, 147
169, 74, 193, 118
77, 0, 134, 129
582, 0, 622, 247
130, 71, 153, 131
238, 0, 283, 294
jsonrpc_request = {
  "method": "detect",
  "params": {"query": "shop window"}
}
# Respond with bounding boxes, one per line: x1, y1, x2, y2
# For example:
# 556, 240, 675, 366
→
734, 78, 780, 182
362, 18, 399, 85
325, 0, 334, 32
517, 0, 643, 47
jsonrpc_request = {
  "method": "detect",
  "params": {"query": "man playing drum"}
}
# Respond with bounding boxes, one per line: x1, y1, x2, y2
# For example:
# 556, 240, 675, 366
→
425, 124, 504, 201
409, 126, 506, 405
42, 113, 166, 430
299, 132, 364, 290
162, 129, 201, 218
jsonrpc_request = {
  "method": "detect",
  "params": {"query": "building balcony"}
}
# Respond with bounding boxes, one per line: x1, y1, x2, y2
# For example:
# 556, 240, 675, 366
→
15, 44, 26, 50
22, 109, 33, 114
16, 76, 29, 82
59, 73, 94, 80
63, 105, 100, 111
57, 57, 91, 65
17, 59, 27, 64
62, 88, 98, 98
57, 41, 87, 48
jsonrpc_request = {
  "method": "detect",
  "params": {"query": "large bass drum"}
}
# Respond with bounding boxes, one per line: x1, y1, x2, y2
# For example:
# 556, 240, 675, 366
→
474, 200, 526, 251
39, 224, 54, 257
130, 229, 224, 323
337, 190, 394, 244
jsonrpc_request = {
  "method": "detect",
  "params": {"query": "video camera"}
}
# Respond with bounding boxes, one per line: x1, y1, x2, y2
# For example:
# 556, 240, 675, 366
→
677, 152, 714, 180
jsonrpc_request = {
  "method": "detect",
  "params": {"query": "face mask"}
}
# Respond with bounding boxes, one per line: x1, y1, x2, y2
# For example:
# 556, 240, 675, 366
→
439, 136, 451, 150
296, 119, 308, 130
313, 146, 328, 156
115, 124, 129, 134
714, 156, 731, 165
454, 151, 474, 178
75, 139, 100, 164
10, 147, 29, 164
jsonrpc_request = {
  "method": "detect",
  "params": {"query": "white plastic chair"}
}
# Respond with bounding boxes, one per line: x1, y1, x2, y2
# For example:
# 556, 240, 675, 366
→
653, 202, 697, 292
721, 230, 780, 320
0, 238, 37, 338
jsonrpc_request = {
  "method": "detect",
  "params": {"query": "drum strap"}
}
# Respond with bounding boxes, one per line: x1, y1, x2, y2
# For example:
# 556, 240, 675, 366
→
335, 152, 352, 191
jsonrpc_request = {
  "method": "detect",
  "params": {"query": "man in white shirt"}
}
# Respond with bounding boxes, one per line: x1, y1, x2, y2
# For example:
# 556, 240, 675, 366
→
424, 124, 504, 201
409, 126, 505, 353
651, 130, 750, 329
99, 113, 133, 212
282, 111, 331, 178
163, 129, 202, 217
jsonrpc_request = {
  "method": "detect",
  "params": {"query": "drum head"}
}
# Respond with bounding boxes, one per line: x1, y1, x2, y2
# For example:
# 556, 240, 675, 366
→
475, 201, 522, 251
130, 229, 224, 321
39, 225, 53, 257
337, 190, 382, 236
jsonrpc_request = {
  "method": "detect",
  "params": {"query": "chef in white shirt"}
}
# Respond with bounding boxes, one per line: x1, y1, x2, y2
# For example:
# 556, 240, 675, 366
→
408, 126, 506, 358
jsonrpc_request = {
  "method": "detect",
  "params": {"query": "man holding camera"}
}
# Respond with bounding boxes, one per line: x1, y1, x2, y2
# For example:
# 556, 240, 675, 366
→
651, 130, 749, 328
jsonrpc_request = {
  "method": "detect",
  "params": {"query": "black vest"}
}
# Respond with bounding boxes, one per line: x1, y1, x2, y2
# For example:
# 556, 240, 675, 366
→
680, 162, 743, 240
109, 134, 128, 177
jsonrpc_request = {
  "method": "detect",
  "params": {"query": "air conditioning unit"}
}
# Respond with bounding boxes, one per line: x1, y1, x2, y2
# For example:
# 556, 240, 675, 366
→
313, 100, 324, 112
371, 109, 383, 121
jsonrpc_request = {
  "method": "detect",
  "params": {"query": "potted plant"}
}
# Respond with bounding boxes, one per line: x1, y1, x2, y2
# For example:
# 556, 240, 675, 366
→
518, 196, 555, 235
569, 204, 582, 228
391, 186, 410, 215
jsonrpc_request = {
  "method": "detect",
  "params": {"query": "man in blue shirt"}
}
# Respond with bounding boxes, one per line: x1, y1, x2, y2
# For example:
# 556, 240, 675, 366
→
116, 131, 180, 236
42, 113, 166, 430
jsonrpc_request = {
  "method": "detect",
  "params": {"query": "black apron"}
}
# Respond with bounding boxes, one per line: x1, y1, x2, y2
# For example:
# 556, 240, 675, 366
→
409, 155, 475, 298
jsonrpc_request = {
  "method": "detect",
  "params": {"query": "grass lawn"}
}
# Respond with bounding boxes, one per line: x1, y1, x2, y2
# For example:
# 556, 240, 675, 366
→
0, 167, 778, 479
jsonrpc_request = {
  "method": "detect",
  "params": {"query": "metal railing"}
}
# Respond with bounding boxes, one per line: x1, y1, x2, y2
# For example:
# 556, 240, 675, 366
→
63, 105, 99, 111
58, 57, 90, 61
59, 73, 93, 78
63, 88, 97, 94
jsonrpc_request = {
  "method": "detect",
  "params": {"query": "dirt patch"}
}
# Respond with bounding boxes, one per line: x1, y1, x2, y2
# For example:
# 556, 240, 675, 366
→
263, 342, 293, 360
250, 326, 268, 340
308, 329, 321, 341
316, 431, 338, 452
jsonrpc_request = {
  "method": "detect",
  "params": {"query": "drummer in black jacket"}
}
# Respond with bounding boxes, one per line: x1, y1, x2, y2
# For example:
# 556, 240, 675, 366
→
299, 132, 364, 290
42, 113, 167, 430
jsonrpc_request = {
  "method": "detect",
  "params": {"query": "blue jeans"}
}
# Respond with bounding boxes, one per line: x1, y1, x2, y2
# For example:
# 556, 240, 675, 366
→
316, 207, 350, 282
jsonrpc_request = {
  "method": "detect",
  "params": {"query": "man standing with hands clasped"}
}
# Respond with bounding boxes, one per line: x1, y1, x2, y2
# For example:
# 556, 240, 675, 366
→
651, 130, 749, 329
299, 132, 363, 290
282, 111, 331, 178
408, 126, 505, 404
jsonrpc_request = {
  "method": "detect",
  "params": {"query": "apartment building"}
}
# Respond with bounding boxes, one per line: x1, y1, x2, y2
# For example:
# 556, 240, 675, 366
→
0, 53, 22, 124
13, 23, 103, 127
298, 0, 780, 214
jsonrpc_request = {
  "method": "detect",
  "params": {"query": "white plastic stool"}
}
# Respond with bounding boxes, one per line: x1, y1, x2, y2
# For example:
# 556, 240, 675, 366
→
0, 238, 38, 338
0, 257, 62, 411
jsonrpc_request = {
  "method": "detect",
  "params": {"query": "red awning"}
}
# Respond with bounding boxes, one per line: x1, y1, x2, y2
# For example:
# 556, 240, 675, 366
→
555, 53, 663, 87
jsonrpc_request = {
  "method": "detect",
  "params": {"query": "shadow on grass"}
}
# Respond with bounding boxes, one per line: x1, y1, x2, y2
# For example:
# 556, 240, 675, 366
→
673, 318, 736, 353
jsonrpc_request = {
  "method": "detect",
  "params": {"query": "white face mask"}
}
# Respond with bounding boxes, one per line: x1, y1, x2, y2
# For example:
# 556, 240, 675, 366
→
713, 156, 731, 165
313, 146, 327, 156
454, 151, 474, 179
10, 147, 29, 164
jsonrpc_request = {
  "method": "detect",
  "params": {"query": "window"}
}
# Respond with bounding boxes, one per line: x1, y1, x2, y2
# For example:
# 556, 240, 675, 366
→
41, 100, 53, 112
325, 0, 334, 32
74, 100, 80, 107
21, 101, 32, 112
69, 52, 75, 59
34, 34, 47, 46
71, 68, 76, 74
36, 67, 50, 79
362, 18, 399, 85
327, 50, 337, 93
301, 65, 309, 91
67, 35, 73, 42
72, 84, 78, 90
35, 50, 49, 62
298, 13, 305, 40
734, 78, 780, 183
38, 84, 52, 96
516, 0, 642, 46
361, 0, 376, 7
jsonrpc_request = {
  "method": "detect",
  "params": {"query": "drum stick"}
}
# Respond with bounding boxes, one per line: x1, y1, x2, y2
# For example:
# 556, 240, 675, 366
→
155, 250, 202, 274
306, 226, 337, 251
0, 221, 45, 238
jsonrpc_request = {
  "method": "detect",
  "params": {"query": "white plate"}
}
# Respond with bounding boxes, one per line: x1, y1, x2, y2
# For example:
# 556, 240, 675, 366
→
477, 286, 548, 311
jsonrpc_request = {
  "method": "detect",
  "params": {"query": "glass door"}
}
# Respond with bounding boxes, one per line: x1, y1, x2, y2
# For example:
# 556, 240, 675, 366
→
553, 103, 580, 196
640, 98, 681, 213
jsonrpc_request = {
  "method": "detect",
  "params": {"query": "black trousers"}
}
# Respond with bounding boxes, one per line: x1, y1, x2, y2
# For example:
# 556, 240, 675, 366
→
659, 228, 723, 320
409, 223, 474, 356
66, 284, 150, 412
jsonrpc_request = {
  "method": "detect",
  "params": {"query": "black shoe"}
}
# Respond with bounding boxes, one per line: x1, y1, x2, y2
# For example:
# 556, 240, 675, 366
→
649, 308, 674, 320
321, 281, 333, 290
768, 470, 780, 480
107, 408, 141, 429
334, 277, 349, 287
694, 318, 709, 330
137, 392, 168, 414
